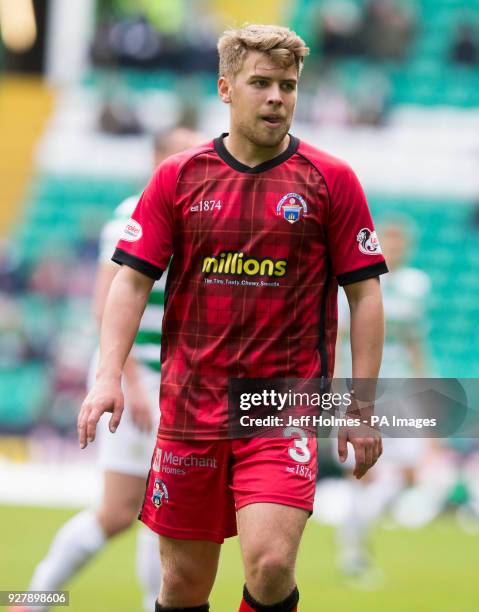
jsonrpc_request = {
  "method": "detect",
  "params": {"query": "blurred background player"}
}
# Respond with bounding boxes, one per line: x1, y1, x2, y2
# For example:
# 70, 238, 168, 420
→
18, 126, 203, 612
372, 220, 431, 378
333, 219, 433, 584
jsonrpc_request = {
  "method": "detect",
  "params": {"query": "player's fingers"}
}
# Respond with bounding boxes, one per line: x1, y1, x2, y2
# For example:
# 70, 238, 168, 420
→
86, 407, 102, 443
364, 440, 373, 467
77, 404, 90, 449
109, 397, 124, 433
356, 464, 369, 479
353, 442, 366, 478
357, 436, 382, 478
374, 436, 382, 462
338, 429, 348, 463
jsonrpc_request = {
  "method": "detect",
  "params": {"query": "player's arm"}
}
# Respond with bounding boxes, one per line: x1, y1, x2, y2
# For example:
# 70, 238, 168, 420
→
339, 277, 384, 478
323, 161, 387, 477
80, 156, 176, 447
93, 262, 154, 432
78, 265, 154, 448
346, 277, 384, 378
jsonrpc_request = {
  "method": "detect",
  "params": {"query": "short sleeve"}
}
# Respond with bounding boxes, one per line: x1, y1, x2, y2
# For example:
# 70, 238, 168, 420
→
112, 158, 177, 280
327, 165, 388, 286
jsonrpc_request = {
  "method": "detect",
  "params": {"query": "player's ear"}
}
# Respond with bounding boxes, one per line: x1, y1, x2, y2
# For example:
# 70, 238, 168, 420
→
218, 76, 232, 104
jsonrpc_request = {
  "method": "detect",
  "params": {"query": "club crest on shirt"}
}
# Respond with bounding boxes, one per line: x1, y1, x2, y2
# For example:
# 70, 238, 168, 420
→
356, 228, 382, 255
151, 477, 169, 508
276, 193, 308, 224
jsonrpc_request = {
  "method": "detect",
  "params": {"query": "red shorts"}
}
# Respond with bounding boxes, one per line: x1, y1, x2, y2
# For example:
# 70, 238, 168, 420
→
139, 434, 318, 544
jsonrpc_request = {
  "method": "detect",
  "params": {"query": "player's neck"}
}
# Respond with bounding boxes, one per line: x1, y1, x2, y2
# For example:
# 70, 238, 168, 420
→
223, 131, 290, 168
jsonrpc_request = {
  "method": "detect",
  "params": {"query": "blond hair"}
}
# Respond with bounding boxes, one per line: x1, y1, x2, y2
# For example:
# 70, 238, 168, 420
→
218, 24, 309, 79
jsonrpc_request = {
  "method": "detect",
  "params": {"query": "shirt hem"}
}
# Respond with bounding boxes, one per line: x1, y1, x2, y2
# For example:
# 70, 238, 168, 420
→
112, 248, 164, 280
337, 261, 388, 286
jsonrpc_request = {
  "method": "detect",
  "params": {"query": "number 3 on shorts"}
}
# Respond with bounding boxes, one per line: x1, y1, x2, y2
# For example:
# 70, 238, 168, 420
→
284, 426, 311, 464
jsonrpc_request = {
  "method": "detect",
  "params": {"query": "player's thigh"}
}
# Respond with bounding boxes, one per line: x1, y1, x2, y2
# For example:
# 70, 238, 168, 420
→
97, 471, 147, 534
232, 435, 316, 573
102, 470, 147, 511
237, 502, 308, 572
159, 535, 220, 591
231, 435, 317, 514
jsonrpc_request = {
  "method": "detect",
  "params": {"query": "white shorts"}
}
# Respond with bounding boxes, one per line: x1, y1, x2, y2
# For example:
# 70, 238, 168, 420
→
88, 350, 160, 478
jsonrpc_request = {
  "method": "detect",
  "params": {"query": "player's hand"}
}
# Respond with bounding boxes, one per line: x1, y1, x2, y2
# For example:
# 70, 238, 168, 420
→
77, 376, 124, 449
337, 416, 382, 479
125, 382, 154, 433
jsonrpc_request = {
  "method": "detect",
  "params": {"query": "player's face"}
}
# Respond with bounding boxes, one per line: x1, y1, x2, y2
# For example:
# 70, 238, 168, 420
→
220, 51, 298, 149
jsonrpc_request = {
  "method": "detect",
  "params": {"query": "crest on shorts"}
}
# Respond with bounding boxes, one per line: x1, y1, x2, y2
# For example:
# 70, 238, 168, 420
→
152, 477, 169, 508
356, 228, 382, 255
276, 193, 307, 224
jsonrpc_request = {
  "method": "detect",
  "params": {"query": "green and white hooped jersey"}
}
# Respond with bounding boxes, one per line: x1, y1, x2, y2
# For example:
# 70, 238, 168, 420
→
99, 195, 164, 372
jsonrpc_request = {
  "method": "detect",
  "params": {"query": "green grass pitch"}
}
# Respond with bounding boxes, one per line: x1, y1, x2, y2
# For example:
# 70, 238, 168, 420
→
1, 505, 478, 611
